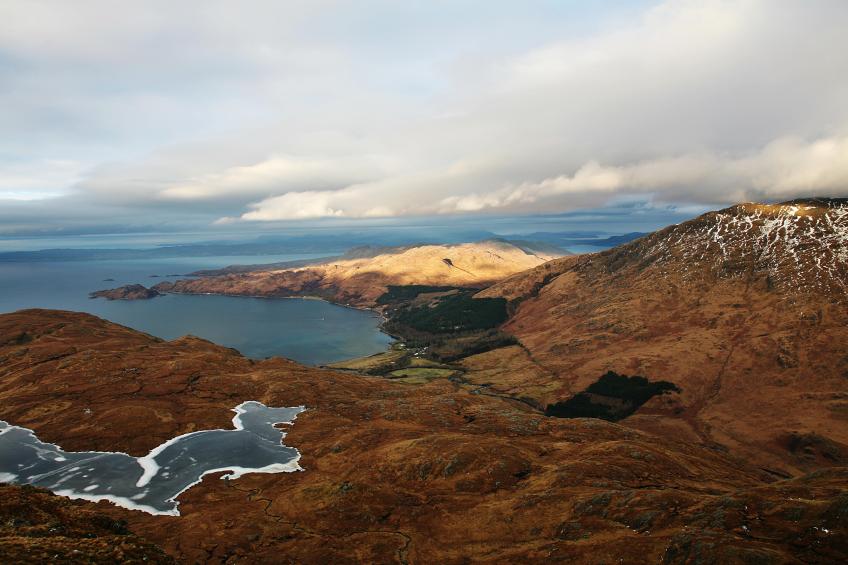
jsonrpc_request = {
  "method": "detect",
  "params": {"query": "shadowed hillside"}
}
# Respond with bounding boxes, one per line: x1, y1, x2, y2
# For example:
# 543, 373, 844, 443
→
1, 309, 846, 563
477, 199, 848, 476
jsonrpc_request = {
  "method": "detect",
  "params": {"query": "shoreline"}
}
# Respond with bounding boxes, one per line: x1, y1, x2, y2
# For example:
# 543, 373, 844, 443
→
0, 402, 306, 516
156, 289, 415, 364
85, 286, 397, 363
153, 287, 391, 321
159, 290, 399, 359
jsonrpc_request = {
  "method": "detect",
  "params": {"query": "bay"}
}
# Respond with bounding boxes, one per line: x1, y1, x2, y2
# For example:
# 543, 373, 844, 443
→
0, 254, 393, 365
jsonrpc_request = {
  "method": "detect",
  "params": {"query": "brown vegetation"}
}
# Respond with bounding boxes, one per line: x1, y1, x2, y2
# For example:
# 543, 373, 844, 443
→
479, 198, 848, 476
2, 309, 846, 563
153, 240, 558, 307
0, 484, 173, 564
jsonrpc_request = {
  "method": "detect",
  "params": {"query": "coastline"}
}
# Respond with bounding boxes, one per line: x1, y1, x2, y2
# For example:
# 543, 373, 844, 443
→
155, 288, 400, 351
153, 288, 392, 325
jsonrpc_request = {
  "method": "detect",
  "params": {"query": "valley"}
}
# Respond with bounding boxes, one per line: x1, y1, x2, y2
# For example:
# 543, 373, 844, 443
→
478, 198, 848, 476
1, 309, 847, 563
86, 199, 848, 477
5, 3, 846, 562
2, 199, 847, 563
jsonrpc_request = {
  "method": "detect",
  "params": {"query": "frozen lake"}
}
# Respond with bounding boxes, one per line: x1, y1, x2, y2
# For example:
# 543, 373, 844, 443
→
0, 401, 305, 516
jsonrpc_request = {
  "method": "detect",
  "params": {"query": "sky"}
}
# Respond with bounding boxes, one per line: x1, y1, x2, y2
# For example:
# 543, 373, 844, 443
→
1, 0, 847, 237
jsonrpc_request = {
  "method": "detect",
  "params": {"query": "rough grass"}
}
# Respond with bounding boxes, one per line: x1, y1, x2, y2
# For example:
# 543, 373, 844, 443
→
326, 350, 408, 373
426, 330, 518, 362
407, 357, 446, 368
376, 285, 458, 305
388, 367, 458, 381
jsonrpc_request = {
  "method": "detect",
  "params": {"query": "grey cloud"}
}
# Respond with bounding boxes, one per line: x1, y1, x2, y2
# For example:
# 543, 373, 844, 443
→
1, 0, 847, 230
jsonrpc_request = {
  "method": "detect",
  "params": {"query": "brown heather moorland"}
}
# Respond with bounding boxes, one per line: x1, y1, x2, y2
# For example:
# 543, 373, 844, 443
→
1, 199, 847, 563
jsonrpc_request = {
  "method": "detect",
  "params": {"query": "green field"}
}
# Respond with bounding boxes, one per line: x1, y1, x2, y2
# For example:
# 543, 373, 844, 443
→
387, 367, 458, 384
326, 349, 408, 373
407, 357, 446, 368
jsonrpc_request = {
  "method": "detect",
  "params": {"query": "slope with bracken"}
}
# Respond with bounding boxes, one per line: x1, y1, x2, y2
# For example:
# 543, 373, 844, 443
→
153, 239, 559, 307
1, 309, 847, 563
477, 198, 848, 476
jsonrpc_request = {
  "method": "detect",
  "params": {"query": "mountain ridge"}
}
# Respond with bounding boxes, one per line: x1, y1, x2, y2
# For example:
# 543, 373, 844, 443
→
151, 239, 562, 307
474, 198, 848, 475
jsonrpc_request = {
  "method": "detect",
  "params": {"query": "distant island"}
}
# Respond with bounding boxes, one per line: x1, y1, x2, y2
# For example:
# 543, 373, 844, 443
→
90, 284, 160, 301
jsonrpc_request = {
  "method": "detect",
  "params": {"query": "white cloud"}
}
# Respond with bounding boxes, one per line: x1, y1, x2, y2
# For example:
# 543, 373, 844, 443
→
737, 136, 848, 195
442, 135, 848, 213
1, 0, 847, 228
233, 134, 848, 220
157, 155, 386, 201
0, 159, 86, 200
239, 190, 348, 221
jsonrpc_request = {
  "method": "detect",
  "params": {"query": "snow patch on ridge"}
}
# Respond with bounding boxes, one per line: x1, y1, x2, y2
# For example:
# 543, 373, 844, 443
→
638, 201, 848, 296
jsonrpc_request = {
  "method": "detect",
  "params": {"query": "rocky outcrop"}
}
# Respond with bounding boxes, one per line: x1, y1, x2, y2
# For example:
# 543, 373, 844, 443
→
0, 484, 173, 564
90, 284, 160, 301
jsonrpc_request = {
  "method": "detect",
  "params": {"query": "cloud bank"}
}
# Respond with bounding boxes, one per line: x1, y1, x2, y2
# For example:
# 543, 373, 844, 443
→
1, 0, 847, 231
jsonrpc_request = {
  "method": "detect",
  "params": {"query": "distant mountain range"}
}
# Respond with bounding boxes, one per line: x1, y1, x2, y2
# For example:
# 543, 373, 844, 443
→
0, 230, 640, 263
500, 231, 647, 249
149, 239, 562, 307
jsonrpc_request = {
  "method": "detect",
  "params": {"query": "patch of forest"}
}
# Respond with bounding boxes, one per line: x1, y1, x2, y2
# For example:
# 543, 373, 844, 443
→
545, 372, 679, 421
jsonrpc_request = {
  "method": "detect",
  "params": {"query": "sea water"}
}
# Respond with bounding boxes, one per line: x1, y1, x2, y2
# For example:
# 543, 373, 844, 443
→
0, 255, 393, 364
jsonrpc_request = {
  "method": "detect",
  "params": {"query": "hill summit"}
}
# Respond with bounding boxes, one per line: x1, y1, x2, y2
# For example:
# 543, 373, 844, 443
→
477, 198, 848, 475
625, 198, 848, 296
153, 239, 561, 307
